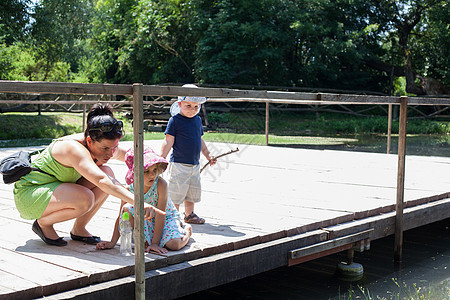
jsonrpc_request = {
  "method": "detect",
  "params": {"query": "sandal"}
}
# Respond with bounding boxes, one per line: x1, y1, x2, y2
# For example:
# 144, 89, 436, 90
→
184, 212, 205, 224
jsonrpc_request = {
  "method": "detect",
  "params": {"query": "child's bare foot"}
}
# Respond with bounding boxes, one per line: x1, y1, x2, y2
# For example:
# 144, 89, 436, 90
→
184, 224, 192, 238
177, 224, 192, 249
165, 223, 192, 251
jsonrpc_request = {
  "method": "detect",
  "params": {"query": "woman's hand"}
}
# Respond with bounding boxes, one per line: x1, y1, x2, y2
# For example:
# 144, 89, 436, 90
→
146, 243, 168, 254
144, 203, 166, 220
96, 241, 116, 250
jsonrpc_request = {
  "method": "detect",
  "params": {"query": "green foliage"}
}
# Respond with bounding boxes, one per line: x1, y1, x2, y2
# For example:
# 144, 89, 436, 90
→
359, 0, 449, 94
30, 0, 94, 80
407, 119, 450, 134
90, 0, 138, 83
0, 0, 448, 93
419, 2, 450, 86
0, 42, 14, 78
193, 0, 293, 85
0, 0, 31, 45
114, 0, 196, 84
207, 112, 229, 125
0, 43, 71, 81
393, 77, 407, 96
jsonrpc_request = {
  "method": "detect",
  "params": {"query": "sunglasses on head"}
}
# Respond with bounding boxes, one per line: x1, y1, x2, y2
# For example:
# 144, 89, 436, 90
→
89, 120, 123, 133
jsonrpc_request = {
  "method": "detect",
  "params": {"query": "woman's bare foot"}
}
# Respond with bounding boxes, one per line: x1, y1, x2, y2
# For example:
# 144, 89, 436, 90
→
70, 225, 93, 237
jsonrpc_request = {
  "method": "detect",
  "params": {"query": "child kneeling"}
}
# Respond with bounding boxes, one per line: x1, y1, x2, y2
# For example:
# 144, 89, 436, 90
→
97, 147, 192, 254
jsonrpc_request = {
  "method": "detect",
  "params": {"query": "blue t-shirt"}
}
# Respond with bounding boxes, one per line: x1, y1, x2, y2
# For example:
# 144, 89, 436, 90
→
165, 114, 203, 165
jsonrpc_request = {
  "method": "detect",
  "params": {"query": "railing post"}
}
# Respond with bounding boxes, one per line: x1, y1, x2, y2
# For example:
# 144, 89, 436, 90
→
265, 101, 269, 146
394, 96, 407, 263
82, 104, 86, 132
387, 104, 392, 154
133, 83, 145, 299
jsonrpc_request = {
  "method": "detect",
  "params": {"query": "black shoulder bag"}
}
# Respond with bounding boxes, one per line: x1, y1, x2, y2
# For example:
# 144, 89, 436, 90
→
0, 149, 51, 184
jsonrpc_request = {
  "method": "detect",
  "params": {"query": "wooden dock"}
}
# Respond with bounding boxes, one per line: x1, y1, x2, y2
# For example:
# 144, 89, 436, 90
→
0, 140, 449, 300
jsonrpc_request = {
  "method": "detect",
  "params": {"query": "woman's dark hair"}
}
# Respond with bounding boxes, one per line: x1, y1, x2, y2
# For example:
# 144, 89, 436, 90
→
85, 103, 124, 141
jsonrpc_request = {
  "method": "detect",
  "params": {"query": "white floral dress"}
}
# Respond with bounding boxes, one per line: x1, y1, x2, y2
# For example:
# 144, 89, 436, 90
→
122, 177, 185, 247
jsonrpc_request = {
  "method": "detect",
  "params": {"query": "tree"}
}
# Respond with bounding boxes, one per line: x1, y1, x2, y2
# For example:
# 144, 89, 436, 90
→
193, 0, 294, 85
113, 0, 198, 84
30, 0, 94, 80
359, 0, 448, 95
193, 0, 388, 91
0, 0, 31, 45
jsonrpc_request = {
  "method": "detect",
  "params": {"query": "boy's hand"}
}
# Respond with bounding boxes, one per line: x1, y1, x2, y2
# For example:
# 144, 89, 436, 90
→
209, 156, 217, 166
96, 241, 116, 250
147, 243, 169, 254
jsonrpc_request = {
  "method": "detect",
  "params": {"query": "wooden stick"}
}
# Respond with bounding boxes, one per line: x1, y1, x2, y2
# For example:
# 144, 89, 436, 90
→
200, 148, 239, 173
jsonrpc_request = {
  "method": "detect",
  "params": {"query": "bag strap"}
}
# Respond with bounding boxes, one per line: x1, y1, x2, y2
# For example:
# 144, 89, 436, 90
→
30, 167, 52, 177
29, 148, 52, 177
29, 148, 46, 157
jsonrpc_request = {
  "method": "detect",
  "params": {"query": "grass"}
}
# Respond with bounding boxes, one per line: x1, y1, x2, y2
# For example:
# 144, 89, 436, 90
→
0, 112, 83, 140
121, 132, 359, 147
0, 111, 448, 148
217, 111, 450, 135
337, 278, 449, 300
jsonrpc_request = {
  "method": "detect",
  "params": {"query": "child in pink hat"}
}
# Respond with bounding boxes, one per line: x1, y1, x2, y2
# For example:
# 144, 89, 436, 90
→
97, 147, 192, 254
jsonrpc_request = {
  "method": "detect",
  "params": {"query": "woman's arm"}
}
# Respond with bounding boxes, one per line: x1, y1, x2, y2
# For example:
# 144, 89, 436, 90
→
96, 215, 120, 250
148, 177, 169, 254
54, 140, 164, 219
96, 200, 125, 250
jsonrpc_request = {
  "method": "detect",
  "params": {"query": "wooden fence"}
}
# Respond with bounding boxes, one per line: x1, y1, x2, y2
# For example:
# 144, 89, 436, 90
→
1, 80, 449, 299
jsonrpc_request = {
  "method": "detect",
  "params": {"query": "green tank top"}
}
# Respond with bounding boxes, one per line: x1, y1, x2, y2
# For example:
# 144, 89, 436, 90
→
13, 140, 82, 219
31, 139, 82, 183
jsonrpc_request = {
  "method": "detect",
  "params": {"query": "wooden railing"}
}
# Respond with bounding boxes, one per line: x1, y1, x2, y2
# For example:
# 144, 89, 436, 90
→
1, 80, 448, 144
1, 80, 449, 297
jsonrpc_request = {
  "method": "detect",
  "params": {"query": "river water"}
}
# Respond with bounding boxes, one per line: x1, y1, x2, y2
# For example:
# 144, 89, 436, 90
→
181, 220, 449, 299
181, 135, 449, 300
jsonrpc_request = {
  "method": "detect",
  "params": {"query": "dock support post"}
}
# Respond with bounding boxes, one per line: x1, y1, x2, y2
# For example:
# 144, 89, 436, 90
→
265, 101, 269, 146
336, 249, 363, 281
347, 249, 354, 264
394, 96, 407, 263
133, 83, 146, 300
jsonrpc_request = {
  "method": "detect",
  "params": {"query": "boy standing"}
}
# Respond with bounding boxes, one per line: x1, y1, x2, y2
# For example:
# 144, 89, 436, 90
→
161, 84, 216, 224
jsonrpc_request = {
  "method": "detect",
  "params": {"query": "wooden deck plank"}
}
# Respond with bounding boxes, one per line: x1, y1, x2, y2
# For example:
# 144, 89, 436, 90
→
0, 269, 41, 300
0, 248, 88, 298
0, 141, 449, 299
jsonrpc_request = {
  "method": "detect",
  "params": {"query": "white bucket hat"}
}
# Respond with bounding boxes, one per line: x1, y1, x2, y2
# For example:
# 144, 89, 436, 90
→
170, 84, 207, 116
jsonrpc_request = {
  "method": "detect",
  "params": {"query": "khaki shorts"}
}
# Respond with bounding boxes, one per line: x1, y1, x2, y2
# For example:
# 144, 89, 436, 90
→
165, 162, 201, 205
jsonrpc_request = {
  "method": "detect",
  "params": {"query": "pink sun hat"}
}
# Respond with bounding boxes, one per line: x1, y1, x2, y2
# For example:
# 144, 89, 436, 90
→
125, 147, 168, 185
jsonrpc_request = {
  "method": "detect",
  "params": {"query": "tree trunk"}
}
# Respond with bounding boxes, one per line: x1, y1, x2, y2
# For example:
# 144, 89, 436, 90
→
403, 48, 425, 95
396, 5, 426, 95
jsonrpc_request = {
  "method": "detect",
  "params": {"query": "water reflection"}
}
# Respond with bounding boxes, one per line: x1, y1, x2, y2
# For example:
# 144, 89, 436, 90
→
273, 134, 450, 157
